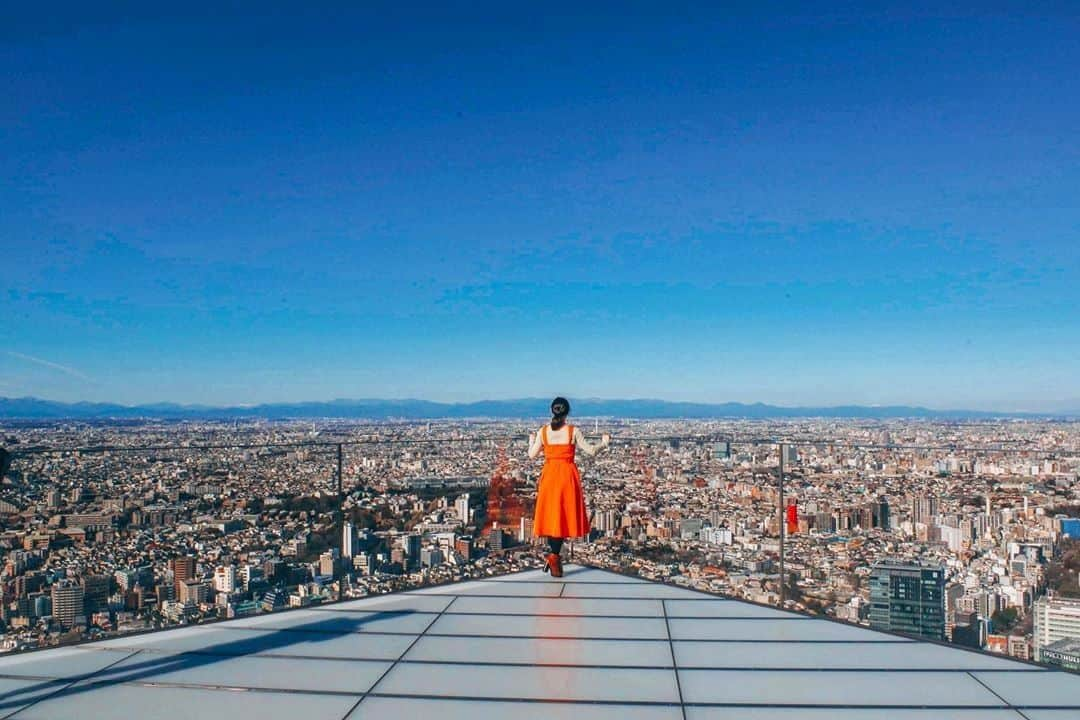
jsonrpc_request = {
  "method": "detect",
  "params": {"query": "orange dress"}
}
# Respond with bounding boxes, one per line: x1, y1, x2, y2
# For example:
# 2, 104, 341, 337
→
532, 424, 590, 539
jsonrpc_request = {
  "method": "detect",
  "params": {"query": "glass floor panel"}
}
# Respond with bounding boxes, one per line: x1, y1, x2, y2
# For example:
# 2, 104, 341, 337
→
0, 565, 1074, 718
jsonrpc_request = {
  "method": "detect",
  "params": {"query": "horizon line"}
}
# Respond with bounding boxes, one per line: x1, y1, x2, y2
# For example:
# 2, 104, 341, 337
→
1, 394, 1077, 418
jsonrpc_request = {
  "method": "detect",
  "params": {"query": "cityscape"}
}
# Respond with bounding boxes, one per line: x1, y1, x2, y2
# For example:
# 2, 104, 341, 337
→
4, 3, 1080, 715
2, 416, 1078, 672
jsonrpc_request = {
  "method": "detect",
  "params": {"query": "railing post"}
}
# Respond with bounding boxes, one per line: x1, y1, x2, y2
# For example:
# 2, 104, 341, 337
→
336, 443, 344, 523
778, 442, 785, 607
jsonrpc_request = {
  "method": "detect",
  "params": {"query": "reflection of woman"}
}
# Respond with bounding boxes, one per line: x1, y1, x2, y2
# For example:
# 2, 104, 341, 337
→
528, 397, 610, 577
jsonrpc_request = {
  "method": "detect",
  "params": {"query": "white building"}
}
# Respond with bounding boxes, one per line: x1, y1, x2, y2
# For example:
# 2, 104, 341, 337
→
343, 521, 356, 559
213, 566, 236, 594
455, 493, 471, 526
1034, 594, 1080, 662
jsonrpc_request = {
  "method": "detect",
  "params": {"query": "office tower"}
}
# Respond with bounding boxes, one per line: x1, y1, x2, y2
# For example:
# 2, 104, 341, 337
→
402, 534, 422, 560
343, 521, 356, 559
420, 547, 444, 567
51, 580, 85, 629
874, 498, 891, 530
178, 579, 209, 606
32, 593, 51, 618
170, 556, 195, 597
46, 489, 61, 509
1034, 595, 1080, 662
455, 536, 473, 561
320, 549, 340, 577
455, 493, 471, 526
213, 566, 236, 593
912, 496, 939, 525
869, 561, 946, 641
238, 565, 259, 591
781, 445, 798, 464
81, 574, 111, 613
114, 569, 138, 592
519, 516, 534, 542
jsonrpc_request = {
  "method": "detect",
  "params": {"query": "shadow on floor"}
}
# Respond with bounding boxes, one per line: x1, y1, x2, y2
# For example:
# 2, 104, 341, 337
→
0, 609, 415, 713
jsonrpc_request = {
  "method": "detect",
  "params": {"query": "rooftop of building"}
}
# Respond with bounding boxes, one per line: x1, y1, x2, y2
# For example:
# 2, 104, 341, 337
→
0, 564, 1078, 719
1045, 637, 1080, 654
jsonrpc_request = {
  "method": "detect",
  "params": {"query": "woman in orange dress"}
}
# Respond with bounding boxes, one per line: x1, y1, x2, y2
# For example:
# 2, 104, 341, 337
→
528, 397, 610, 577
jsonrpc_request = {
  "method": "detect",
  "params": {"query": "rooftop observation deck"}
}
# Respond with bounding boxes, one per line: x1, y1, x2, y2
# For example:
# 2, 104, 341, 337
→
0, 565, 1077, 719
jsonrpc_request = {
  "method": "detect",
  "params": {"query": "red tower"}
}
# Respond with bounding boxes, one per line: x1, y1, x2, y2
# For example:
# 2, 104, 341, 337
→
786, 501, 799, 535
630, 447, 658, 508
484, 444, 527, 534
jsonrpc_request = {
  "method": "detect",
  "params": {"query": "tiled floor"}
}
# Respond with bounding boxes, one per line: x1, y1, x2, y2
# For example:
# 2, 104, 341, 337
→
0, 565, 1076, 719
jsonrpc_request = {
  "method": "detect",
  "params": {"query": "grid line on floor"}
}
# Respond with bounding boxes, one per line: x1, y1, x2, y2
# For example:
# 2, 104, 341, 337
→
0, 564, 1076, 720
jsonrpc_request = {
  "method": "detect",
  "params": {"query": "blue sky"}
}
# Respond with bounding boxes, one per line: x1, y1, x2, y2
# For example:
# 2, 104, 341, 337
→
2, 3, 1078, 411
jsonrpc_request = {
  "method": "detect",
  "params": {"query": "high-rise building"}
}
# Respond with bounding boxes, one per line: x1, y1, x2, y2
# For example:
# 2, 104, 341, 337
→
455, 536, 473, 561
869, 561, 946, 641
1034, 594, 1080, 663
402, 534, 422, 561
488, 528, 507, 551
171, 556, 195, 597
51, 581, 85, 629
319, 549, 340, 577
455, 494, 471, 526
343, 521, 356, 559
912, 496, 939, 526
178, 579, 209, 607
81, 574, 111, 613
874, 498, 891, 530
213, 566, 236, 594
114, 569, 138, 592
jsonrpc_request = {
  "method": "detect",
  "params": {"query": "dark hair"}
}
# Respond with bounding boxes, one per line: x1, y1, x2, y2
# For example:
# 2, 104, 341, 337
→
550, 397, 570, 431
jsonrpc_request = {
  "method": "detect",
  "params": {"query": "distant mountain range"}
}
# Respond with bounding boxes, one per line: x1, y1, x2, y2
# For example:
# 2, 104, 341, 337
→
0, 396, 1075, 420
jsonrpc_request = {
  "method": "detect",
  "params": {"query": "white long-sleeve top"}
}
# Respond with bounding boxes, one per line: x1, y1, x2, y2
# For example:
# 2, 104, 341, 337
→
528, 423, 608, 459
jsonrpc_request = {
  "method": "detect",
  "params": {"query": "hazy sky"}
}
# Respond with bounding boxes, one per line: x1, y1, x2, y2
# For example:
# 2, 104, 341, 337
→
2, 3, 1078, 411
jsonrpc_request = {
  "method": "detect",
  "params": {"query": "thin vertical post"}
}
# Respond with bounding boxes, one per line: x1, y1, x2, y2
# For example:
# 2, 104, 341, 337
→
778, 442, 785, 606
336, 443, 344, 521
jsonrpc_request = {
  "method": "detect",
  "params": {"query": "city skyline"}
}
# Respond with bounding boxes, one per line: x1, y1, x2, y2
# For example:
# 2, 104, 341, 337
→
1, 393, 1079, 419
4, 5, 1079, 410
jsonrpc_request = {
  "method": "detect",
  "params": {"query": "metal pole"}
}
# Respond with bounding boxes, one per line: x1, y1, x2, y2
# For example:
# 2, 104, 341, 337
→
778, 442, 785, 606
336, 443, 344, 524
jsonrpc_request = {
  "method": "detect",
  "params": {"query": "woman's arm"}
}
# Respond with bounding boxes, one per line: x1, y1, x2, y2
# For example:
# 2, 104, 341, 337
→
574, 427, 611, 457
527, 427, 544, 459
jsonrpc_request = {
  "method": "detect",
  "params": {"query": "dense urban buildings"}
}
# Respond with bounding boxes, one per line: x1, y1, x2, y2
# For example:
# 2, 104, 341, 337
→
0, 417, 1078, 671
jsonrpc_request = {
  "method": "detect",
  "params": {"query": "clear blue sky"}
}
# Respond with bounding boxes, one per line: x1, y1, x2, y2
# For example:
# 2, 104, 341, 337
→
2, 3, 1078, 411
